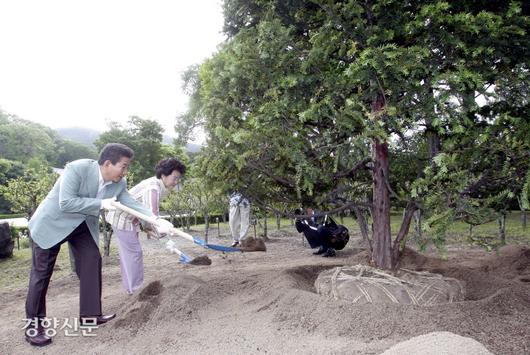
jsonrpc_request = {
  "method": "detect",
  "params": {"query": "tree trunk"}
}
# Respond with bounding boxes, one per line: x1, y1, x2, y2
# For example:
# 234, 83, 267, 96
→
276, 213, 281, 230
498, 213, 506, 245
204, 212, 209, 243
263, 213, 268, 239
371, 139, 392, 269
414, 209, 422, 240
103, 225, 112, 257
370, 92, 392, 270
521, 210, 527, 230
391, 201, 417, 268
353, 206, 373, 252
425, 82, 441, 160
100, 214, 112, 257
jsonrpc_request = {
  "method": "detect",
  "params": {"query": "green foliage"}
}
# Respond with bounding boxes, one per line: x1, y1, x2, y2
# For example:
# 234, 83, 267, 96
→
9, 226, 29, 240
179, 0, 529, 259
95, 117, 165, 181
0, 158, 25, 213
0, 109, 96, 171
161, 173, 225, 230
0, 165, 58, 218
55, 139, 97, 166
0, 116, 55, 162
0, 213, 25, 219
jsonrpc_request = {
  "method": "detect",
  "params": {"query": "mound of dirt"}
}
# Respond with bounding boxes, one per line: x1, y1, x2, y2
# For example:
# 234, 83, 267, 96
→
482, 245, 530, 277
397, 247, 445, 270
380, 331, 494, 355
114, 280, 164, 332
240, 237, 267, 252
189, 255, 212, 265
113, 275, 210, 333
1, 227, 528, 355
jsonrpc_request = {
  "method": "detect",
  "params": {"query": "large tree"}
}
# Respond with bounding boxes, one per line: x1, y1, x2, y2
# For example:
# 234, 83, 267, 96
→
179, 0, 529, 269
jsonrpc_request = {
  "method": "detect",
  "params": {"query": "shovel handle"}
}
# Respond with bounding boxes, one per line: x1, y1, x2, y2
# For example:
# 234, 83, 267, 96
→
110, 201, 158, 224
110, 201, 195, 243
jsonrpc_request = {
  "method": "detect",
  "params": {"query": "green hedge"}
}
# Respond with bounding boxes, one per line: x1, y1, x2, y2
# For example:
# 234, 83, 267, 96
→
0, 213, 25, 219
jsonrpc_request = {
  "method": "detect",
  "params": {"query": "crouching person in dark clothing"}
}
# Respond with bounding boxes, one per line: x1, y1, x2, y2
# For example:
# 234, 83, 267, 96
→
294, 208, 349, 257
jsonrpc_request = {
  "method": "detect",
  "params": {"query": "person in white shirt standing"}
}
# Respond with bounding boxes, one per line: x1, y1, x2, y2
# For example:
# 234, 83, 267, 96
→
228, 192, 250, 247
106, 158, 186, 294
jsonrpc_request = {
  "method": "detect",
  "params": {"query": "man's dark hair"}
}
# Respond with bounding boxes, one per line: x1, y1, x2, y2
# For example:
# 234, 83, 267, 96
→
155, 158, 186, 178
98, 143, 134, 165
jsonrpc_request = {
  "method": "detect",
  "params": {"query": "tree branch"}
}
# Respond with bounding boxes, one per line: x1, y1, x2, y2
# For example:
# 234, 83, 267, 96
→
391, 200, 418, 268
333, 157, 372, 179
246, 161, 295, 188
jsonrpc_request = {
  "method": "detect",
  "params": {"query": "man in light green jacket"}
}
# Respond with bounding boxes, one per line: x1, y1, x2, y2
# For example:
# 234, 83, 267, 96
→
24, 143, 173, 347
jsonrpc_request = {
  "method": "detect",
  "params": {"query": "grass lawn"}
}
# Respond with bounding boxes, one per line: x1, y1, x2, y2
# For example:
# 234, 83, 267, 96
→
0, 243, 118, 293
0, 246, 72, 292
189, 210, 529, 248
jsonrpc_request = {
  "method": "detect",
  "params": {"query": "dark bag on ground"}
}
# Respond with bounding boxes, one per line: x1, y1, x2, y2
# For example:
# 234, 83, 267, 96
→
323, 216, 349, 250
328, 224, 349, 250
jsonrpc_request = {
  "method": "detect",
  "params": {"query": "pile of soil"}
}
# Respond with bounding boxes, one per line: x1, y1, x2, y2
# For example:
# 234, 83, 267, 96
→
188, 255, 212, 265
380, 331, 494, 355
0, 228, 528, 354
240, 237, 267, 252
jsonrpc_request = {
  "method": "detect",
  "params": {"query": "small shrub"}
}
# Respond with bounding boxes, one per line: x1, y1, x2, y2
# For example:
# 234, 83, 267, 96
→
20, 238, 30, 249
10, 226, 29, 240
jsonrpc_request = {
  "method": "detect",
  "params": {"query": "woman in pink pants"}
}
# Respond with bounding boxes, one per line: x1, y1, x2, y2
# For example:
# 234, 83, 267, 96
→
106, 158, 186, 294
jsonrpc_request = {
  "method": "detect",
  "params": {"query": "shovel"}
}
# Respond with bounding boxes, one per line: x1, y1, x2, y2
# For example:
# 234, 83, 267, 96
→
165, 239, 211, 265
109, 201, 212, 264
110, 201, 240, 252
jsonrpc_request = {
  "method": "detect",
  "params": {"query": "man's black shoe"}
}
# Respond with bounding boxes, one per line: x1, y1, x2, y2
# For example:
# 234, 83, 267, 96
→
25, 326, 52, 347
313, 246, 327, 255
322, 248, 336, 257
231, 241, 239, 247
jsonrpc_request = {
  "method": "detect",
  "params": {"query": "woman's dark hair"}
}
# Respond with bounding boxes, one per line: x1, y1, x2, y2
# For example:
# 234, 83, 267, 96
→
155, 158, 186, 178
98, 143, 134, 165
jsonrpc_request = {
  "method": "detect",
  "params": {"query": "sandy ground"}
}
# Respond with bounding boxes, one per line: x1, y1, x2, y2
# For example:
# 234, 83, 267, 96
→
0, 226, 529, 354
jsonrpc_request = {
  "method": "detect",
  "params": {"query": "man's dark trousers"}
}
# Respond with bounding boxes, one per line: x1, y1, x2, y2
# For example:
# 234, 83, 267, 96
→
26, 222, 102, 320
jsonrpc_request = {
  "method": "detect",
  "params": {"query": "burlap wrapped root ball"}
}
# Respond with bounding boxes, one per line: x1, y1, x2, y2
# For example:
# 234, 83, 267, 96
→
315, 265, 465, 305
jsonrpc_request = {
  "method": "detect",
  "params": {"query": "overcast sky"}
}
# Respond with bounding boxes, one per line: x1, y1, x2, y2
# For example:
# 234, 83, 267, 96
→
0, 0, 225, 139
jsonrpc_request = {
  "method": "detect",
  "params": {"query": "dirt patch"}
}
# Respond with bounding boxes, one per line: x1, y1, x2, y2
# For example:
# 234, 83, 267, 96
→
138, 280, 163, 301
188, 255, 212, 265
0, 228, 529, 354
114, 280, 163, 331
240, 237, 267, 252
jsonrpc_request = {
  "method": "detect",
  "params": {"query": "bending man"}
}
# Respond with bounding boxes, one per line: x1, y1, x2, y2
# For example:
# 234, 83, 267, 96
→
24, 143, 173, 347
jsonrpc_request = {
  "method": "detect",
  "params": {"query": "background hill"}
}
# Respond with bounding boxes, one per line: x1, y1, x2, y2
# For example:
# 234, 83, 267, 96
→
55, 127, 101, 147
56, 126, 202, 152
